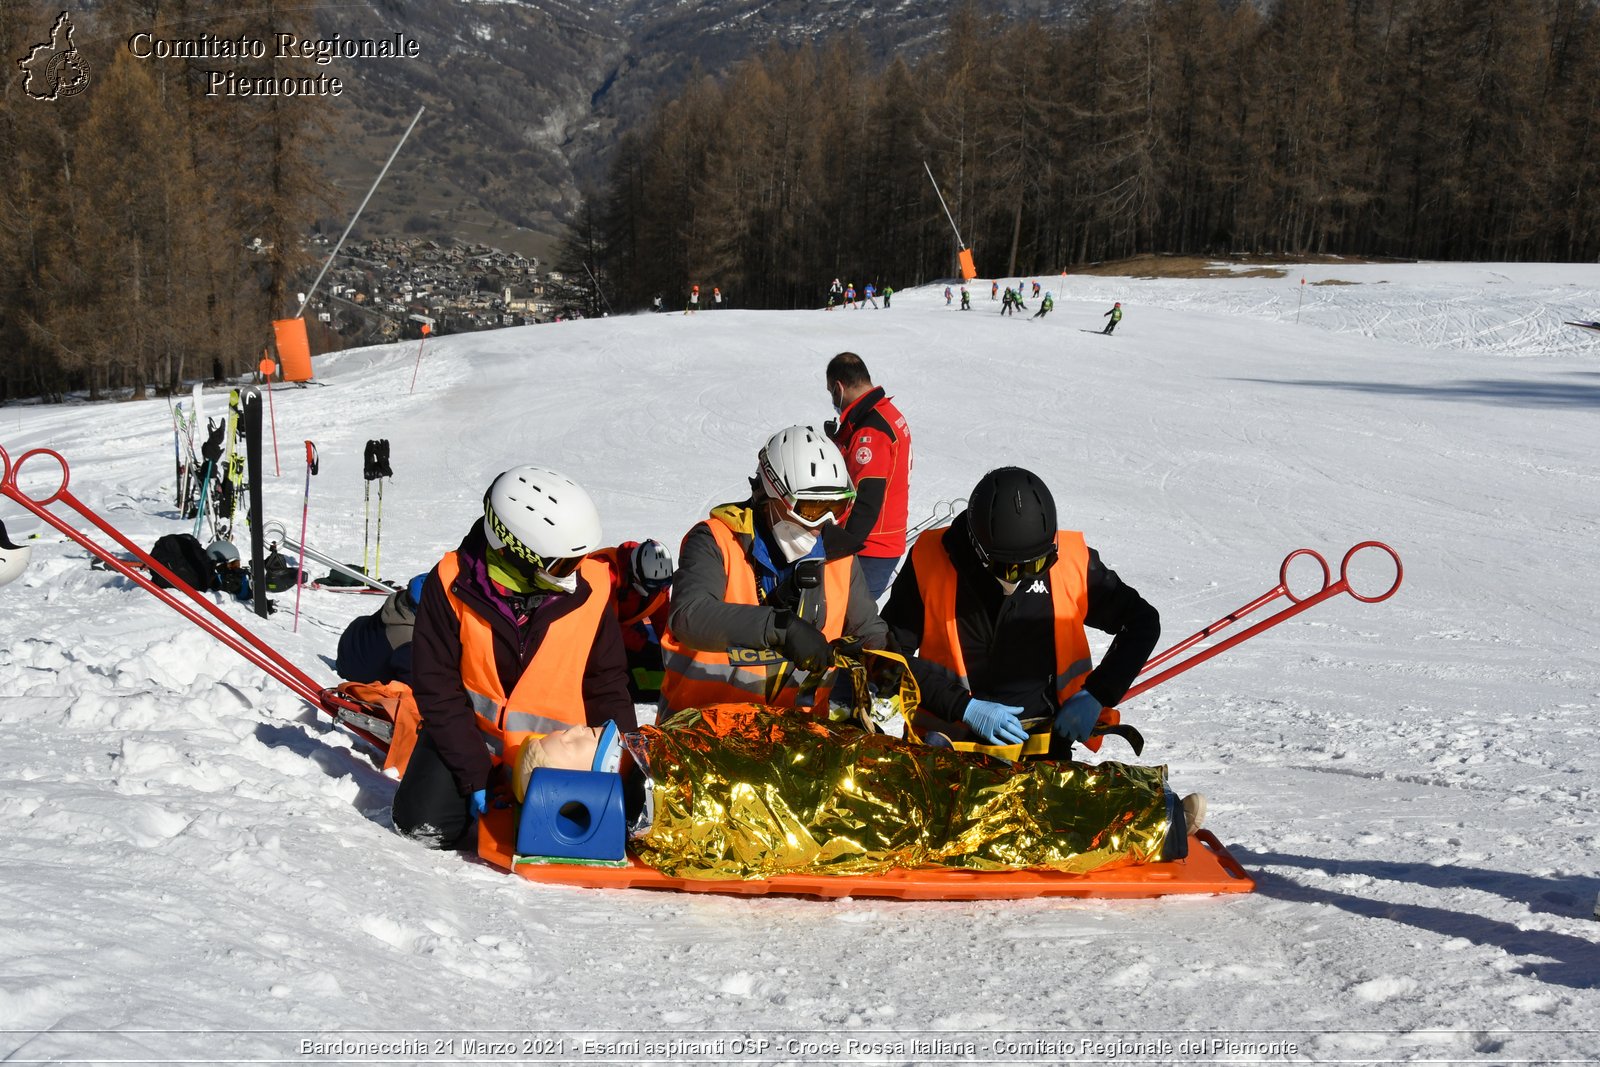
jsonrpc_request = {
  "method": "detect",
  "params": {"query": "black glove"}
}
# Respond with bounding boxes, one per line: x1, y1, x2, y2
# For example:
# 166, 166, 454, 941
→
201, 421, 224, 463
776, 611, 832, 673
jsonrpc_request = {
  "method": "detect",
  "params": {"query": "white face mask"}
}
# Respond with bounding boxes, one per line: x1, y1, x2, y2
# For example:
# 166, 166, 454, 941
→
536, 568, 579, 594
771, 518, 819, 563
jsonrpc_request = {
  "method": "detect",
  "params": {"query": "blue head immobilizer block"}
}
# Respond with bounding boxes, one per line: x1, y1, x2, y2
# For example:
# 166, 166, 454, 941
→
515, 768, 627, 863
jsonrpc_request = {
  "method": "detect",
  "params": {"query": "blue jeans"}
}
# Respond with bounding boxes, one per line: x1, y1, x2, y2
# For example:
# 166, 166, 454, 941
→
856, 553, 901, 601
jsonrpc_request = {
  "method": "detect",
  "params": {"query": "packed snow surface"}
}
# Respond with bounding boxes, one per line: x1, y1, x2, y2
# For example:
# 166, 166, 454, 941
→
1, 263, 1597, 1064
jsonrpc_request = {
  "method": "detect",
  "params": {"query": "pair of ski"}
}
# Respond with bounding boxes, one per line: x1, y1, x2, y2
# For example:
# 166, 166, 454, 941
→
186, 387, 270, 618
183, 386, 250, 545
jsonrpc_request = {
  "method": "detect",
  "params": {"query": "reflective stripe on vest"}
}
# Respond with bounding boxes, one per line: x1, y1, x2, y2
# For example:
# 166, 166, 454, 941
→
438, 552, 611, 758
910, 528, 1093, 704
660, 514, 853, 712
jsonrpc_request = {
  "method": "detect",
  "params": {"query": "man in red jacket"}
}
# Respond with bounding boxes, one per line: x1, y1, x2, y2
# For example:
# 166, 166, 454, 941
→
823, 352, 912, 599
392, 466, 635, 850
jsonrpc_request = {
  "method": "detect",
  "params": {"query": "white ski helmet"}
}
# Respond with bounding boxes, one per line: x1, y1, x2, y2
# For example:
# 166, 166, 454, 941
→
756, 425, 855, 527
482, 466, 602, 566
630, 538, 674, 592
207, 540, 240, 565
0, 520, 32, 589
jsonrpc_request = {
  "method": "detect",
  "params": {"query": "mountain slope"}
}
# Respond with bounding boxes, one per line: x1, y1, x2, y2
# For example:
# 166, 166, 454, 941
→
2, 262, 1598, 1059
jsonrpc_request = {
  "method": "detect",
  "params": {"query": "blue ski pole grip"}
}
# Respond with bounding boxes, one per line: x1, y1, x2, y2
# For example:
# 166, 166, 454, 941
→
516, 769, 627, 862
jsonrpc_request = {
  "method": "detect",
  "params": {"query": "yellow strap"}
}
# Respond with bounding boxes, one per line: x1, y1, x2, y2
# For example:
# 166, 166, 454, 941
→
950, 733, 1053, 760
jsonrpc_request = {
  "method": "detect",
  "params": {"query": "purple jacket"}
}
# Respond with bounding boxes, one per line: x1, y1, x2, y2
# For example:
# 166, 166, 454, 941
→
410, 523, 636, 795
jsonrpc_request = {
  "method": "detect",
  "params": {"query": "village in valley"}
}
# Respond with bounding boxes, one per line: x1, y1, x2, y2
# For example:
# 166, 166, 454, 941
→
313, 235, 590, 344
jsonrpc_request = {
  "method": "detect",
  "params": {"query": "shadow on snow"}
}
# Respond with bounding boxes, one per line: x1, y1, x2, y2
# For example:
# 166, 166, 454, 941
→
1229, 372, 1600, 409
1235, 847, 1600, 990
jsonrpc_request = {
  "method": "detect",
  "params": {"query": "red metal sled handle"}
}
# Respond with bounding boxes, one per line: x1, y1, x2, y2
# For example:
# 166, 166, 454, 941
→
1124, 541, 1402, 703
1, 445, 330, 711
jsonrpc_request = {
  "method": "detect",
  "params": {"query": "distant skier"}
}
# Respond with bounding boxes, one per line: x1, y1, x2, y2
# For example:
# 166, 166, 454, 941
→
959, 286, 971, 310
651, 294, 663, 313
882, 286, 893, 309
864, 283, 879, 309
991, 280, 999, 301
713, 286, 723, 310
845, 283, 857, 308
1001, 288, 1015, 316
1032, 293, 1054, 319
686, 285, 700, 315
1102, 301, 1122, 335
829, 277, 843, 310
944, 286, 953, 306
1032, 280, 1041, 299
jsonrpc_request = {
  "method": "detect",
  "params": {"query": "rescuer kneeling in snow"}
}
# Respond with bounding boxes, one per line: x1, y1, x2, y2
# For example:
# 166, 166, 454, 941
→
659, 425, 890, 715
392, 466, 636, 850
882, 467, 1169, 768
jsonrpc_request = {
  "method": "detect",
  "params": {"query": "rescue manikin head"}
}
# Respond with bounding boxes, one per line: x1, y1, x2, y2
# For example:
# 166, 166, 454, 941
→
756, 426, 855, 563
0, 520, 32, 589
512, 721, 621, 803
482, 466, 602, 593
966, 467, 1058, 585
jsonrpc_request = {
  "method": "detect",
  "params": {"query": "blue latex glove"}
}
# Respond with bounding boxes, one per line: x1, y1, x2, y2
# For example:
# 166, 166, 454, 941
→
1054, 690, 1103, 744
469, 789, 488, 818
962, 699, 1029, 746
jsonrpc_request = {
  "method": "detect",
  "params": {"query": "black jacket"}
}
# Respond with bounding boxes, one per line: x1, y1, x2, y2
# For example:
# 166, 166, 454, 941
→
410, 523, 635, 795
881, 512, 1160, 725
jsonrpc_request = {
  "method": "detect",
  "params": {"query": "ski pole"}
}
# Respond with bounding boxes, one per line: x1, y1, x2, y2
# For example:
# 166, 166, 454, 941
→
169, 401, 183, 509
408, 322, 429, 394
191, 460, 213, 540
293, 441, 319, 633
258, 355, 281, 477
1123, 542, 1403, 703
374, 477, 384, 580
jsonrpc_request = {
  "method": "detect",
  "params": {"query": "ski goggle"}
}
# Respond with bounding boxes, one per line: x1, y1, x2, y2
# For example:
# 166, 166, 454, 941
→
758, 456, 855, 529
785, 496, 853, 528
970, 527, 1056, 583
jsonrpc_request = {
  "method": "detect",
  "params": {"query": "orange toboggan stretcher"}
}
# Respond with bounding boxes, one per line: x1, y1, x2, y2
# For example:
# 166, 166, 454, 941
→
478, 808, 1255, 901
2, 443, 1400, 902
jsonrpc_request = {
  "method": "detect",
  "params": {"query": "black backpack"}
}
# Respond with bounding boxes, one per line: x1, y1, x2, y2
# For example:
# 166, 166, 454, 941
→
263, 551, 302, 593
149, 533, 214, 592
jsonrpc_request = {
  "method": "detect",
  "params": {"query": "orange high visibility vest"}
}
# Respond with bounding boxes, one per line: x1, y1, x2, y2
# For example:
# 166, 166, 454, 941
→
660, 510, 853, 712
910, 528, 1094, 704
437, 552, 612, 759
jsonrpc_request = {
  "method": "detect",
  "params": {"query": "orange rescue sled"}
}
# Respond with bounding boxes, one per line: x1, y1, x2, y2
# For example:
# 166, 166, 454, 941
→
477, 806, 1254, 901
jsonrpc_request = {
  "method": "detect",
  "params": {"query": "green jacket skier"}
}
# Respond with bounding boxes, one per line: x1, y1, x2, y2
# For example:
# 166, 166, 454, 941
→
1102, 302, 1123, 334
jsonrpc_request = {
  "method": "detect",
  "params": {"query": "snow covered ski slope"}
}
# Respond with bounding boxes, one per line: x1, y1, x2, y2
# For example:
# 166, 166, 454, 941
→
1, 262, 1597, 1063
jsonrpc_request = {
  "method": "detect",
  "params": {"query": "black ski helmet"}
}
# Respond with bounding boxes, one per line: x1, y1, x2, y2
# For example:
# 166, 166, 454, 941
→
967, 467, 1057, 563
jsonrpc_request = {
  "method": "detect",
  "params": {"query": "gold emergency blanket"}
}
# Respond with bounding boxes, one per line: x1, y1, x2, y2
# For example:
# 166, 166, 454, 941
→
628, 704, 1175, 880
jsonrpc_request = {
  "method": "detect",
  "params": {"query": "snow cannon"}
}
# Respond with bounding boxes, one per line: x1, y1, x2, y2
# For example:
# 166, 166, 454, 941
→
0, 518, 32, 588
271, 318, 314, 383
